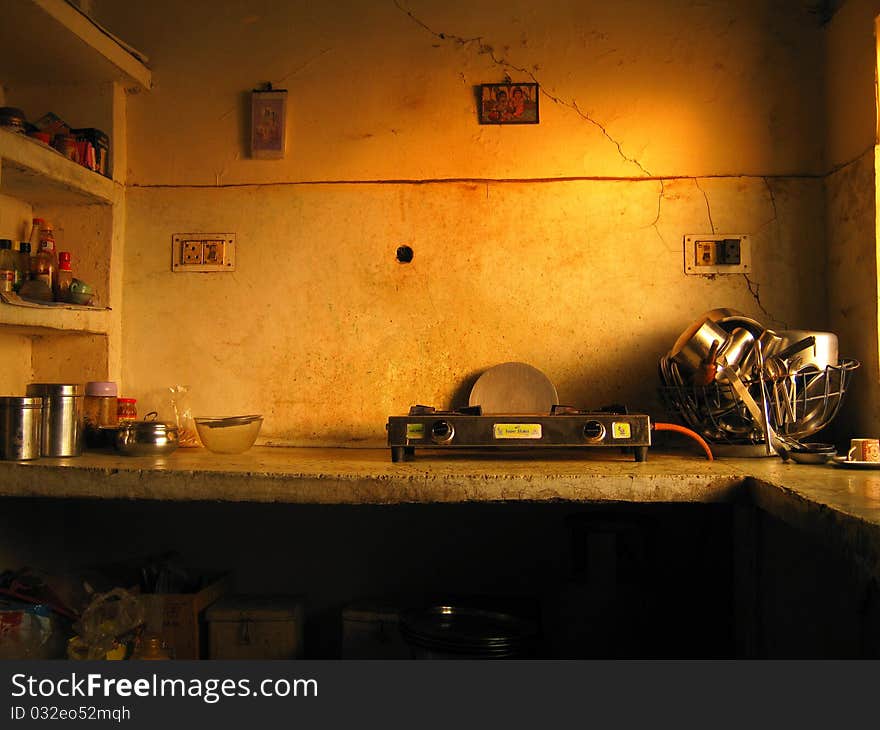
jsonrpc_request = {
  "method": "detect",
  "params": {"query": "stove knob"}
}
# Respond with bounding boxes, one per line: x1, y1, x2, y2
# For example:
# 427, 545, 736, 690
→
582, 420, 606, 443
431, 420, 455, 444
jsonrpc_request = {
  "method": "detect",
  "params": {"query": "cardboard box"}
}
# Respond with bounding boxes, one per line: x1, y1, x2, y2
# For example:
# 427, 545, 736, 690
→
141, 574, 230, 660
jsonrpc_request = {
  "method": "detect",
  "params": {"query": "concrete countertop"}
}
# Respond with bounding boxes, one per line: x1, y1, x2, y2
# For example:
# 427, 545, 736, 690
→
3, 447, 880, 575
0, 446, 752, 504
0, 446, 873, 509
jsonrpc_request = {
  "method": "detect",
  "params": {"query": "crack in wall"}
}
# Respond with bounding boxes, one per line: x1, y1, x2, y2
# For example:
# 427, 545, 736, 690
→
693, 178, 715, 234
743, 274, 775, 323
693, 177, 782, 325
744, 177, 785, 326
393, 0, 652, 176
649, 179, 671, 250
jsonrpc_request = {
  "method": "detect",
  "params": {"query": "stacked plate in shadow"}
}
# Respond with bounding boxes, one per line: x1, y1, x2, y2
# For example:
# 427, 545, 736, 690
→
400, 605, 538, 659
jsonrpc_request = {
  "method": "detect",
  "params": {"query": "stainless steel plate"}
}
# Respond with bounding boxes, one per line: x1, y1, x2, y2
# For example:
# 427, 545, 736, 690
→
468, 362, 558, 414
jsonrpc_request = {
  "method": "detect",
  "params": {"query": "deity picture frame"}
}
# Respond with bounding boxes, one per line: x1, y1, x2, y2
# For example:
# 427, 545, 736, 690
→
250, 87, 288, 159
478, 83, 539, 124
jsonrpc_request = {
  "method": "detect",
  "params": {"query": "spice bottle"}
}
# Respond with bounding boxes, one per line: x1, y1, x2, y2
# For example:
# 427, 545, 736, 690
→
31, 221, 57, 292
117, 398, 137, 423
55, 251, 73, 302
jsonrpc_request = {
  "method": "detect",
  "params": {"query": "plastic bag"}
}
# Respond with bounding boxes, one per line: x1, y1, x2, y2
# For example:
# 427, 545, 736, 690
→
169, 385, 201, 447
69, 588, 143, 660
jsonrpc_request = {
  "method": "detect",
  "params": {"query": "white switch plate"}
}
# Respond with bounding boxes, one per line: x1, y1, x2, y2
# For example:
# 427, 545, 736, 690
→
172, 233, 236, 272
684, 234, 751, 275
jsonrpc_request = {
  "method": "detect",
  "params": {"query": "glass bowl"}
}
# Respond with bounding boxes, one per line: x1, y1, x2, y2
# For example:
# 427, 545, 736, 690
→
194, 415, 263, 454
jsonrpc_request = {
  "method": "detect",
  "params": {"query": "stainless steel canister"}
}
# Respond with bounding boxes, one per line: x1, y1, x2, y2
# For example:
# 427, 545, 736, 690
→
25, 383, 83, 457
0, 397, 43, 460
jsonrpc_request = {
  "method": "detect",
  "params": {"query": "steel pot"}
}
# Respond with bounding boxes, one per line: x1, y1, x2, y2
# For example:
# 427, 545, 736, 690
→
115, 415, 179, 456
670, 318, 730, 375
776, 330, 838, 372
25, 383, 83, 457
0, 397, 42, 460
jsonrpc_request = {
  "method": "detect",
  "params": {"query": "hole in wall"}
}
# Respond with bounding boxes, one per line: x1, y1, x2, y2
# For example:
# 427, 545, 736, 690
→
396, 245, 414, 263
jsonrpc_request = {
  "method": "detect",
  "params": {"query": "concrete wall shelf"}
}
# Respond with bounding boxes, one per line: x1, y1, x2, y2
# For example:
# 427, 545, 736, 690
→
0, 129, 117, 206
0, 0, 151, 90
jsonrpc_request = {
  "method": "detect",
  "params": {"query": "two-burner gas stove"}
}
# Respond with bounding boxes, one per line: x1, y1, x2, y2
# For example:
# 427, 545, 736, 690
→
386, 405, 652, 462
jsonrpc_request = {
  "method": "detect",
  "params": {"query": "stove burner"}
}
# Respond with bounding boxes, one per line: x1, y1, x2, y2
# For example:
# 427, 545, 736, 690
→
386, 405, 651, 462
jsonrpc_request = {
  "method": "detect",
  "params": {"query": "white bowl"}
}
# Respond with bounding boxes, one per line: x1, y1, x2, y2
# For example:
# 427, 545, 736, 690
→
194, 415, 263, 454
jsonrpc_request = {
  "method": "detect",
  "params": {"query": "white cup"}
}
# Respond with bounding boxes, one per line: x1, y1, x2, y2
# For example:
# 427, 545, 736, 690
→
848, 438, 880, 463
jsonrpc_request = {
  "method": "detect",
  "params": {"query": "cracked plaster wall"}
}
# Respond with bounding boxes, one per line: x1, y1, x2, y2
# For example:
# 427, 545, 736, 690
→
94, 0, 838, 445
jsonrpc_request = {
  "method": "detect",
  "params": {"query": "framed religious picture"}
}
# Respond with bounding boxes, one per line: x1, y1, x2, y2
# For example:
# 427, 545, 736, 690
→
250, 85, 288, 159
478, 82, 539, 124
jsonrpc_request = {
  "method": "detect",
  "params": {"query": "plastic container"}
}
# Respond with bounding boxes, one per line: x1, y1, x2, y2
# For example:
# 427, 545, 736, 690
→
0, 397, 43, 460
25, 383, 83, 457
117, 398, 137, 423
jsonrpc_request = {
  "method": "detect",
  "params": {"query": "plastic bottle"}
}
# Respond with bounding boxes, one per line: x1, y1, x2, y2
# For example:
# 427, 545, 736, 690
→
30, 221, 57, 293
16, 242, 31, 287
0, 239, 17, 292
28, 218, 43, 253
55, 251, 73, 302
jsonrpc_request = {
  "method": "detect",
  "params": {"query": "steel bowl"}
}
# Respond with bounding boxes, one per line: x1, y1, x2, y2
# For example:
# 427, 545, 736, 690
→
194, 415, 262, 454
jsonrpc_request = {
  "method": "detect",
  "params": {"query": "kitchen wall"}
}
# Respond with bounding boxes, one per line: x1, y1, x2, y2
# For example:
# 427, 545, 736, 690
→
824, 0, 880, 439
92, 0, 838, 445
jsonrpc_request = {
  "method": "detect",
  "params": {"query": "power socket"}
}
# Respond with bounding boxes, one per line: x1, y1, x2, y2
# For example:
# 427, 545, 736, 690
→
172, 234, 236, 272
684, 234, 750, 275
181, 241, 203, 265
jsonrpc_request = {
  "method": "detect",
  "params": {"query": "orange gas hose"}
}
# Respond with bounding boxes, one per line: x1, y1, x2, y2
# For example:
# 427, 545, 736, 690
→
653, 422, 714, 461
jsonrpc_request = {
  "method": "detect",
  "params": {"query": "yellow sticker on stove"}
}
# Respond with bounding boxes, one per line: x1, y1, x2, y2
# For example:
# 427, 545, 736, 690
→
406, 423, 426, 439
494, 423, 542, 439
611, 422, 631, 439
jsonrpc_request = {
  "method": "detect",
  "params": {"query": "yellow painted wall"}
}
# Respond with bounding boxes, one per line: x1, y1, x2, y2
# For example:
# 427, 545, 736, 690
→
93, 0, 837, 444
824, 0, 880, 438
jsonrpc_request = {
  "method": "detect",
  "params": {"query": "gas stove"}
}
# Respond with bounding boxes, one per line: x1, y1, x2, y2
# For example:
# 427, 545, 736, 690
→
386, 405, 651, 462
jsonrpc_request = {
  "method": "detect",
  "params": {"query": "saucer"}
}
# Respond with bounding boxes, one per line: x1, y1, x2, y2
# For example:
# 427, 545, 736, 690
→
831, 456, 880, 470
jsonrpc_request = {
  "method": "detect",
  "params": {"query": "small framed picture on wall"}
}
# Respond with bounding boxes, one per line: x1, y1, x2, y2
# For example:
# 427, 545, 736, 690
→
478, 83, 539, 124
250, 85, 288, 159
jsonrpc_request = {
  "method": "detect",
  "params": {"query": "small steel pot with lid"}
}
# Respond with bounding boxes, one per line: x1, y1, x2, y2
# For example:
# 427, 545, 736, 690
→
115, 412, 179, 456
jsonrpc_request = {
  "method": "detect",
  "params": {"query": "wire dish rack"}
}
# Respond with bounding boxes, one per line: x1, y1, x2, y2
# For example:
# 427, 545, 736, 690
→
659, 359, 860, 446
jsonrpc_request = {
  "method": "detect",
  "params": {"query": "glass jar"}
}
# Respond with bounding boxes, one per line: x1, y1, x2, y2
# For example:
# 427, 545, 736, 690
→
83, 381, 118, 444
117, 398, 137, 423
